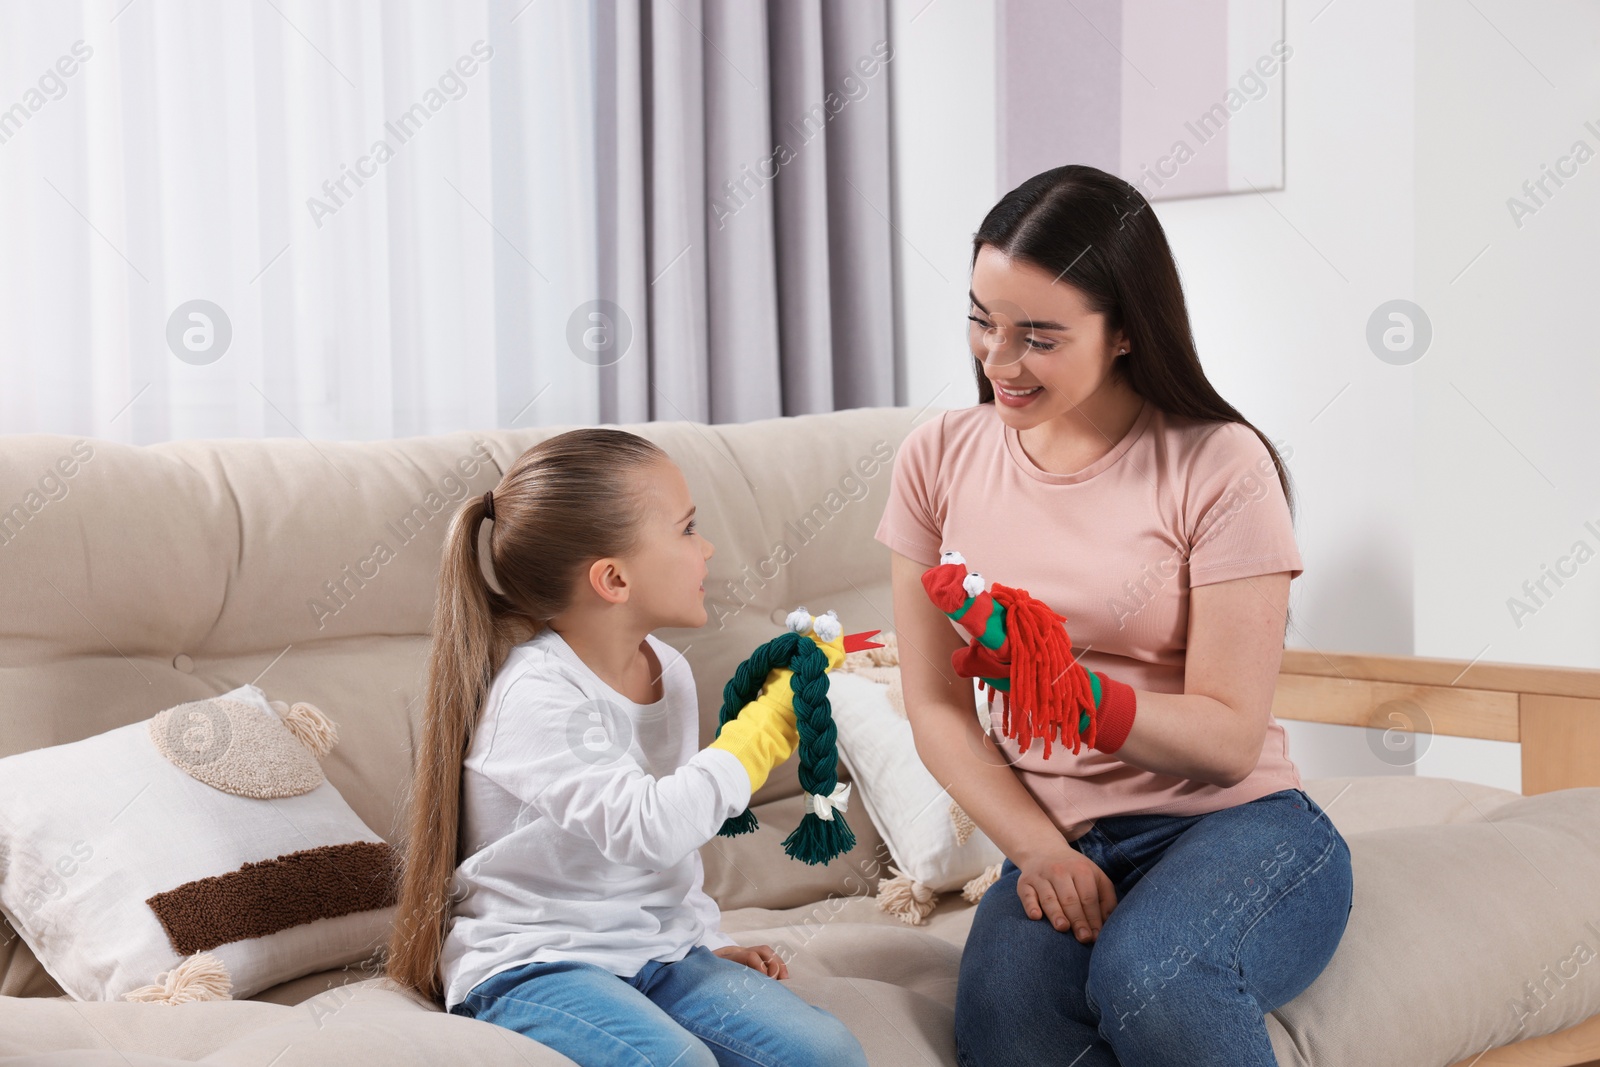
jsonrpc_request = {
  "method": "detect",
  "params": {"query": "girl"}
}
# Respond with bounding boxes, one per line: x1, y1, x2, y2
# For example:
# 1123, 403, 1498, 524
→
386, 428, 868, 1067
874, 165, 1354, 1066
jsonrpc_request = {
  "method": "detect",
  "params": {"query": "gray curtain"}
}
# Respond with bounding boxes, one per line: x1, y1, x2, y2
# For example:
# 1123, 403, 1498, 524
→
583, 0, 898, 425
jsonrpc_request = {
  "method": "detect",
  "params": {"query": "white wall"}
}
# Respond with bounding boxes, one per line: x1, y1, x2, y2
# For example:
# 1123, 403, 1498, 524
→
1413, 0, 1600, 791
889, 0, 1600, 792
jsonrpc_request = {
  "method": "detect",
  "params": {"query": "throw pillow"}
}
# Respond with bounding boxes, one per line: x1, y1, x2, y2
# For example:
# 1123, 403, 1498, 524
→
0, 683, 397, 1003
832, 634, 1005, 924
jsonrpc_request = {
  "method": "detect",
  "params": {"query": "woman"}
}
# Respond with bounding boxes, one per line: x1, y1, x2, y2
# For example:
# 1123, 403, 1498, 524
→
873, 164, 1353, 1066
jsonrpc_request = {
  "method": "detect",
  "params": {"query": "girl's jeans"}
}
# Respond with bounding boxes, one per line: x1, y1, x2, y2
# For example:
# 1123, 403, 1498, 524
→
954, 787, 1354, 1067
448, 943, 868, 1067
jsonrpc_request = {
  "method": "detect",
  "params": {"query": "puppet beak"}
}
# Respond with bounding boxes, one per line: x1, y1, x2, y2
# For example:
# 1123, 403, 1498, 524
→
842, 629, 885, 654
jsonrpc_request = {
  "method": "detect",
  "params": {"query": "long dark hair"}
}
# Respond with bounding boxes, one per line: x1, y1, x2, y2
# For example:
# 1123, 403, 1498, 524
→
972, 164, 1297, 630
385, 428, 668, 1004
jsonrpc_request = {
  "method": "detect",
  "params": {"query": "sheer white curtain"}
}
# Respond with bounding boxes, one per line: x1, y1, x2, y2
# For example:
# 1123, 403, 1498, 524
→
1, 0, 894, 443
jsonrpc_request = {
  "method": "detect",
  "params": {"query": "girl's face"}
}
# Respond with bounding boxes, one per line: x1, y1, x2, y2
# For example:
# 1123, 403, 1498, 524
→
967, 243, 1130, 423
629, 458, 715, 629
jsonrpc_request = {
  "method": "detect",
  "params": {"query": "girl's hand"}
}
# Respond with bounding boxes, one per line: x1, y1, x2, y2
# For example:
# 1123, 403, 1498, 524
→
1014, 843, 1118, 944
714, 943, 789, 979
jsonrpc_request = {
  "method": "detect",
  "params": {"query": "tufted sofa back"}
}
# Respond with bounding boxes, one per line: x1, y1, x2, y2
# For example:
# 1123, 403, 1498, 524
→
0, 407, 925, 937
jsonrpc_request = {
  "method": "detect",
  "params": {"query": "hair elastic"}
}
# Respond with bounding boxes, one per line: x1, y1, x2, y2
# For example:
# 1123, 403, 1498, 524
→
482, 490, 495, 521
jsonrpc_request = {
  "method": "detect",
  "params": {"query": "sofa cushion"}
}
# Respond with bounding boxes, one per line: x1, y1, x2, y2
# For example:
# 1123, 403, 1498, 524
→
0, 978, 577, 1066
9, 776, 1591, 1067
0, 923, 963, 1067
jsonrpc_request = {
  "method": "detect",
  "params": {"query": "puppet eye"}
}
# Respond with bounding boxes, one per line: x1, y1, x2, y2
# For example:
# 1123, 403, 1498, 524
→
812, 611, 842, 643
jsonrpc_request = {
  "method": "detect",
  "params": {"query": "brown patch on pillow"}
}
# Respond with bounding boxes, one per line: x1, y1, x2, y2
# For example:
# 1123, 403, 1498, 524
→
148, 698, 324, 798
145, 841, 398, 956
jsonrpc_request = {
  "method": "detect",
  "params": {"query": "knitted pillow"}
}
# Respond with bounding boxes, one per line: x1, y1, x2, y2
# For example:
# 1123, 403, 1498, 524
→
831, 635, 1005, 925
0, 684, 397, 1003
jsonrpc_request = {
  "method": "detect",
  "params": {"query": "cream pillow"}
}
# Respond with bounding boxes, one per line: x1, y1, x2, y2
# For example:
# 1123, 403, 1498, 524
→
1267, 785, 1600, 1066
0, 684, 397, 1003
831, 637, 1005, 924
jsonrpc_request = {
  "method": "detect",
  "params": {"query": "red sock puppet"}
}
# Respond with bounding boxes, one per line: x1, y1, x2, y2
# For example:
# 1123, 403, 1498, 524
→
921, 550, 1137, 759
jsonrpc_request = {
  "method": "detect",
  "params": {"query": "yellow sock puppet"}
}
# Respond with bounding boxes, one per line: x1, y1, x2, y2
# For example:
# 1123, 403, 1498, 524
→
710, 607, 884, 865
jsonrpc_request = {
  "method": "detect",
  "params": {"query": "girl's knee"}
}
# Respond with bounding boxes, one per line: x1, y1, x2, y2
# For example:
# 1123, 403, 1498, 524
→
649, 1039, 717, 1067
801, 1009, 868, 1067
621, 1026, 715, 1067
682, 1043, 721, 1067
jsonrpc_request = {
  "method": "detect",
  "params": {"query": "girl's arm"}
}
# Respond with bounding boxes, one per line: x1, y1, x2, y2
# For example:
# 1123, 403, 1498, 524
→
1108, 571, 1293, 788
478, 670, 751, 872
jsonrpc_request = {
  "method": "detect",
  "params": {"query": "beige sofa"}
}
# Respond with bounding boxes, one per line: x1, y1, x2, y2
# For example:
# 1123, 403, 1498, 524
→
4, 406, 1600, 1066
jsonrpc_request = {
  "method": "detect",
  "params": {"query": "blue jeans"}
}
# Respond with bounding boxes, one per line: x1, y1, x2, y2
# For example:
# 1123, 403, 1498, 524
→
954, 787, 1353, 1067
448, 944, 867, 1067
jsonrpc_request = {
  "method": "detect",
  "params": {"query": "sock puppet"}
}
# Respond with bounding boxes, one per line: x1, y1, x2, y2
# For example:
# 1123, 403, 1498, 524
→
708, 608, 884, 865
921, 550, 1137, 759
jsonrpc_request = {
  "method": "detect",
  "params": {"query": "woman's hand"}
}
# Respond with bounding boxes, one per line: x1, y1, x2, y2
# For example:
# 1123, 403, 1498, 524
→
1014, 842, 1118, 944
714, 943, 789, 979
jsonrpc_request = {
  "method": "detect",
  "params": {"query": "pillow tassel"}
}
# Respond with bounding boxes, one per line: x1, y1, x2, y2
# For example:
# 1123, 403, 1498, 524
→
962, 861, 1005, 904
282, 701, 339, 758
875, 865, 938, 926
122, 952, 233, 1004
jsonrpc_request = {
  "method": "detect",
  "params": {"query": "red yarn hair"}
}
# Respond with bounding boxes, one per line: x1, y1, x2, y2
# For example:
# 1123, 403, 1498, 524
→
988, 583, 1098, 758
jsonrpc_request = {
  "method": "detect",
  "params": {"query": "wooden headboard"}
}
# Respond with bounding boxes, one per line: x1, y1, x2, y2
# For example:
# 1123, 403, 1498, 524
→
1273, 648, 1600, 795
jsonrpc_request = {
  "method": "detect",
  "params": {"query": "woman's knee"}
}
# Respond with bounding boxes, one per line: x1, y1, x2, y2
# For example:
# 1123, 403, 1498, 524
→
1082, 927, 1151, 1034
1085, 939, 1248, 1049
1236, 831, 1355, 1012
1081, 911, 1222, 1035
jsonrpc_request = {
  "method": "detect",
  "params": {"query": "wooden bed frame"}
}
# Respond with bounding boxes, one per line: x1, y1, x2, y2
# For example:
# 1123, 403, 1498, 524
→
1273, 649, 1600, 1067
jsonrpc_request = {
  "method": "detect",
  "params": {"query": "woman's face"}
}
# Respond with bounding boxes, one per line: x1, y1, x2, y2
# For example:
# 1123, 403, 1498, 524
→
967, 243, 1129, 423
625, 458, 715, 629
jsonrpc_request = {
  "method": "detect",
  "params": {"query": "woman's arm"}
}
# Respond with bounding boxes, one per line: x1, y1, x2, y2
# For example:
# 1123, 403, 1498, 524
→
889, 549, 1074, 863
891, 549, 1117, 941
1110, 571, 1292, 788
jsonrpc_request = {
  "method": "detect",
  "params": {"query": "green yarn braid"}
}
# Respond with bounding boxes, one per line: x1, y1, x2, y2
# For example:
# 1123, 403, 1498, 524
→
713, 630, 856, 865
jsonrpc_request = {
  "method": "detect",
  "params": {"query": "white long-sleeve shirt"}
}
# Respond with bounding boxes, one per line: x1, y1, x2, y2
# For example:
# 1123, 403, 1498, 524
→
438, 627, 751, 1011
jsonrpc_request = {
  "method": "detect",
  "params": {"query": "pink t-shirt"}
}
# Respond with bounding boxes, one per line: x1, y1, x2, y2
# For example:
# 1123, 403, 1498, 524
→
873, 398, 1304, 841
